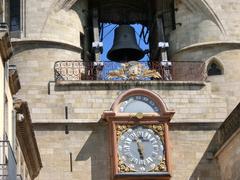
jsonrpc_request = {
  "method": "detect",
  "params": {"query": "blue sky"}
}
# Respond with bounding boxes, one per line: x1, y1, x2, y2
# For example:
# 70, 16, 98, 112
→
100, 24, 149, 61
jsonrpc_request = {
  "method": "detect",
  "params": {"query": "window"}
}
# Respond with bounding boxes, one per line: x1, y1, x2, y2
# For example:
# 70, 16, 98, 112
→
10, 0, 20, 31
207, 62, 223, 76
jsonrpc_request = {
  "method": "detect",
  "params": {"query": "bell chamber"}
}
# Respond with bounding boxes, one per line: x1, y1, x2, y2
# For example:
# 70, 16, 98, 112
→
107, 25, 145, 62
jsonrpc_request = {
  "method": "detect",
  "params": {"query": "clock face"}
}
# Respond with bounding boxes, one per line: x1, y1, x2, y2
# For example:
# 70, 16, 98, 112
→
119, 95, 160, 113
118, 126, 164, 172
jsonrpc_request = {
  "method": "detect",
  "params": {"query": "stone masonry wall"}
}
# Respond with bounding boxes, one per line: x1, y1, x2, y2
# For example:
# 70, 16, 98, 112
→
34, 123, 109, 180
11, 47, 227, 180
170, 0, 240, 55
206, 50, 240, 113
32, 123, 220, 180
216, 130, 240, 180
11, 47, 228, 124
14, 0, 88, 49
10, 0, 240, 179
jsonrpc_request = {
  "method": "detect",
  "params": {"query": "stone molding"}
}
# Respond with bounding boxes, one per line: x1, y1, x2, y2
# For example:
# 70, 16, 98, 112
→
12, 39, 82, 53
55, 80, 205, 91
181, 0, 226, 35
9, 66, 21, 95
109, 88, 175, 119
54, 0, 78, 11
212, 103, 240, 156
14, 100, 42, 180
174, 41, 240, 56
0, 31, 13, 62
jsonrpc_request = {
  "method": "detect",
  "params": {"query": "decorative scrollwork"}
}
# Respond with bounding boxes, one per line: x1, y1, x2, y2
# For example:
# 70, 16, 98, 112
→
108, 61, 162, 80
151, 158, 167, 172
116, 124, 133, 141
145, 124, 165, 144
118, 158, 135, 172
116, 124, 167, 173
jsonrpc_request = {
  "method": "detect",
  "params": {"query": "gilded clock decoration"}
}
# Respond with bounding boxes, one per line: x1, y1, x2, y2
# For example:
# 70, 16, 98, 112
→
117, 124, 166, 173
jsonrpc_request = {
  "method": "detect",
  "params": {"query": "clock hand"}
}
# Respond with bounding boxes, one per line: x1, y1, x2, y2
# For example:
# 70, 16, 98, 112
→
136, 139, 144, 159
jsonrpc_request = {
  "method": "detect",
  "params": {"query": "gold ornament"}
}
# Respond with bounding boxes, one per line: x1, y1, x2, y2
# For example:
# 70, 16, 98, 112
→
116, 124, 167, 172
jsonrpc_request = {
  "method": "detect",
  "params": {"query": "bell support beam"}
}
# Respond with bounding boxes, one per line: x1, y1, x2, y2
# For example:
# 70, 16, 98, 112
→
92, 8, 101, 62
149, 14, 165, 61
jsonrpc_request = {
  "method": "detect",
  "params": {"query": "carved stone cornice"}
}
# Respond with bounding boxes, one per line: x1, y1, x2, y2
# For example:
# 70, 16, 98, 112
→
14, 100, 42, 180
212, 103, 240, 156
54, 0, 78, 11
0, 31, 13, 62
9, 66, 21, 95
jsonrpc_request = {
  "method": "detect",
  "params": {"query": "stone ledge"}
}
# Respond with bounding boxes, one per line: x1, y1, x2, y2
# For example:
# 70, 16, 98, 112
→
32, 119, 100, 124
176, 41, 240, 55
170, 122, 222, 131
212, 103, 240, 156
0, 31, 12, 62
14, 100, 42, 180
12, 39, 82, 53
9, 66, 21, 95
32, 121, 221, 131
54, 80, 206, 91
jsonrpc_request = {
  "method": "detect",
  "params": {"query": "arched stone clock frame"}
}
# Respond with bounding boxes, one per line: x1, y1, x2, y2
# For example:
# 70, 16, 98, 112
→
102, 88, 175, 180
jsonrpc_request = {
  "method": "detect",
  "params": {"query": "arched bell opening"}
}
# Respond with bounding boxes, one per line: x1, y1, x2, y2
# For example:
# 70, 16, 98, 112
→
88, 0, 176, 62
64, 0, 177, 81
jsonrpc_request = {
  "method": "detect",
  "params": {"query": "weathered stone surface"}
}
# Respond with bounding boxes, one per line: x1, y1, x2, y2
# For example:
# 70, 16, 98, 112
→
217, 130, 240, 180
8, 0, 240, 179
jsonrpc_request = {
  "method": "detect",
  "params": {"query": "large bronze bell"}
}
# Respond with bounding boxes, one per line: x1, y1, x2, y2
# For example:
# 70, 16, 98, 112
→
107, 25, 145, 62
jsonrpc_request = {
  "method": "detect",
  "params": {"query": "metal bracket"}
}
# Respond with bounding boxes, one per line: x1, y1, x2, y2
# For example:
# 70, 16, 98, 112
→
92, 41, 103, 53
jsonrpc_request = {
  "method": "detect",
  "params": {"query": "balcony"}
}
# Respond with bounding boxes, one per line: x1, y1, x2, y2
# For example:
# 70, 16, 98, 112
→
54, 61, 206, 82
0, 140, 17, 180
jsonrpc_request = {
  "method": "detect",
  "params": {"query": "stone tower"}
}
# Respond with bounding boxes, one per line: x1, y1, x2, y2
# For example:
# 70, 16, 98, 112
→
5, 0, 240, 179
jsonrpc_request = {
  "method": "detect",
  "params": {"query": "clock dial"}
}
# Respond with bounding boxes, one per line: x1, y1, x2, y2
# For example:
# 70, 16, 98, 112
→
119, 95, 160, 113
118, 126, 164, 172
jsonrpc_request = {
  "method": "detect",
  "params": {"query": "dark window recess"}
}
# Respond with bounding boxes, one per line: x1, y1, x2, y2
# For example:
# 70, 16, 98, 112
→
80, 33, 85, 60
65, 106, 68, 119
208, 63, 222, 76
10, 0, 20, 31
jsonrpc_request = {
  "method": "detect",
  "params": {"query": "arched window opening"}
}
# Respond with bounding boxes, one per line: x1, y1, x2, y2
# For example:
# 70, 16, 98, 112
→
207, 62, 223, 76
10, 0, 20, 31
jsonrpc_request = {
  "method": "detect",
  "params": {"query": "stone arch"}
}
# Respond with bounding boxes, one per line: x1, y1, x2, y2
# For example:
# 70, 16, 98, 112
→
182, 0, 226, 36
110, 88, 174, 117
206, 57, 224, 76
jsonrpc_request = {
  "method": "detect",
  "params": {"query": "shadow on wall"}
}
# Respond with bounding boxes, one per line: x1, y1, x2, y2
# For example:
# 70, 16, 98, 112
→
189, 134, 221, 180
191, 103, 240, 180
189, 152, 220, 180
34, 123, 109, 180
75, 123, 110, 180
230, 160, 240, 180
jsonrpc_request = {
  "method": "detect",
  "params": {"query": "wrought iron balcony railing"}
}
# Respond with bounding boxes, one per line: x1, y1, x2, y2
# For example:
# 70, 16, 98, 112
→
0, 140, 17, 180
54, 61, 206, 82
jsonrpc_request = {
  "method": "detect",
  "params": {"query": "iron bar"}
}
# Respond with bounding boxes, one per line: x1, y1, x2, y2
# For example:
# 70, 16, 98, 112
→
0, 140, 17, 179
65, 106, 68, 120
70, 152, 73, 172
